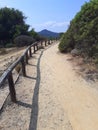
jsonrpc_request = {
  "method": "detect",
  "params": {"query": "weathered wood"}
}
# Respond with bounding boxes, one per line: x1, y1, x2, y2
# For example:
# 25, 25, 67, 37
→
45, 41, 47, 46
21, 57, 26, 76
0, 70, 10, 87
36, 44, 39, 50
8, 72, 17, 103
41, 41, 43, 46
34, 45, 36, 53
29, 47, 32, 57
25, 52, 28, 64
48, 40, 50, 45
0, 57, 22, 87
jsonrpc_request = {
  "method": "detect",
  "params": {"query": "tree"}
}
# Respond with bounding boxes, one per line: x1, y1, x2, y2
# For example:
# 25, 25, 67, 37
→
0, 7, 29, 46
28, 28, 41, 41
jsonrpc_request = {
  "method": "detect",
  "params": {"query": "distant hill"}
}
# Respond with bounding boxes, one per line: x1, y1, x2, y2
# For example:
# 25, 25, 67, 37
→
38, 29, 60, 38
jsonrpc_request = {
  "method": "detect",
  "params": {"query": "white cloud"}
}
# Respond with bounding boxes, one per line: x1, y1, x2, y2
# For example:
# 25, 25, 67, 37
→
52, 22, 70, 27
33, 21, 70, 28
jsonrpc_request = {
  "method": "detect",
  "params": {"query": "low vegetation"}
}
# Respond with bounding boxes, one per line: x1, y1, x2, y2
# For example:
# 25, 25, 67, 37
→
59, 0, 98, 60
14, 35, 34, 47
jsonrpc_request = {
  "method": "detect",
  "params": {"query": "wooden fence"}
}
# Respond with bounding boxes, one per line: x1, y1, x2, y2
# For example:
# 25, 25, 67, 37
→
0, 40, 52, 103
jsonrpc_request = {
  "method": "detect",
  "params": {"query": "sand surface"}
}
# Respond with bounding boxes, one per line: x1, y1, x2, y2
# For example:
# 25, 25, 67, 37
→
0, 47, 26, 111
1, 42, 98, 130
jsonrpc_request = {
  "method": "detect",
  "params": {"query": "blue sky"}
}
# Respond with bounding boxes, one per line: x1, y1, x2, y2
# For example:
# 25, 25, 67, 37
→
0, 0, 90, 32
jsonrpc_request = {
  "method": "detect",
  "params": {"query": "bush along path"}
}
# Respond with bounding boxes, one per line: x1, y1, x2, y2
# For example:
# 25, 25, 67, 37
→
59, 0, 98, 63
1, 42, 98, 130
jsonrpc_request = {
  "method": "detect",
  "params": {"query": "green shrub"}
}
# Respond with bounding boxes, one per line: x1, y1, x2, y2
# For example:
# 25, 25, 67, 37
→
59, 0, 98, 58
59, 34, 69, 52
5, 43, 13, 48
14, 35, 35, 47
59, 31, 75, 52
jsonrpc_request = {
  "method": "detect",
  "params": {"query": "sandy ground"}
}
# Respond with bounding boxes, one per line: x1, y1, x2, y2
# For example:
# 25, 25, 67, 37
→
0, 47, 26, 111
0, 47, 26, 73
1, 42, 98, 130
0, 49, 39, 130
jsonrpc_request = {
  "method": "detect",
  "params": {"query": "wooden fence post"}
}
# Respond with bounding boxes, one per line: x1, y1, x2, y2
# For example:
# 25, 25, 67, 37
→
29, 47, 32, 57
8, 72, 17, 103
36, 44, 39, 50
34, 45, 36, 53
25, 52, 28, 64
41, 41, 43, 46
45, 41, 47, 46
21, 57, 26, 76
48, 40, 50, 45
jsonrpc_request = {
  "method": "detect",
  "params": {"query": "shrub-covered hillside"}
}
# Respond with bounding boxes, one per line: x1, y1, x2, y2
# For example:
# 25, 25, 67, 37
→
59, 0, 98, 58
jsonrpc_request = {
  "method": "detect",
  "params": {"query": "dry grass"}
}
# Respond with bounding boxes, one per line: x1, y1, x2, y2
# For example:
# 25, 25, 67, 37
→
0, 48, 7, 55
67, 54, 98, 81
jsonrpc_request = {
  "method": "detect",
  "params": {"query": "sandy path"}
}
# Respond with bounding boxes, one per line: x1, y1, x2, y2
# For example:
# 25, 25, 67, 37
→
1, 42, 98, 130
36, 43, 98, 130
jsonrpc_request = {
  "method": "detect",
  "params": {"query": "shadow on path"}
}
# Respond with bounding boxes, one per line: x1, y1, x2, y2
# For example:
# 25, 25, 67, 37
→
29, 44, 56, 130
25, 75, 36, 80
29, 51, 43, 130
17, 101, 32, 109
28, 63, 37, 67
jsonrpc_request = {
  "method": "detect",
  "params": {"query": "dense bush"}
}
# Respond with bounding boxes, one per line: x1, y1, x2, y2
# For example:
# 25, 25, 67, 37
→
59, 30, 75, 52
14, 35, 34, 47
59, 0, 98, 58
5, 43, 14, 48
28, 29, 42, 41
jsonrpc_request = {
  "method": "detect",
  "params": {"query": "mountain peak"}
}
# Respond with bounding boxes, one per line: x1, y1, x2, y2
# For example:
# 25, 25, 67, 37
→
43, 29, 48, 31
38, 29, 60, 38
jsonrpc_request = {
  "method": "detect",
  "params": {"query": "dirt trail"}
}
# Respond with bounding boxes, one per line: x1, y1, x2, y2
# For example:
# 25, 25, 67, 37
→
1, 42, 98, 130
37, 43, 98, 130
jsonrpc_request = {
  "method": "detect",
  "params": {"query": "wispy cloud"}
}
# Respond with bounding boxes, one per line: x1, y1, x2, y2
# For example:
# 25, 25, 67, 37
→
33, 21, 70, 28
